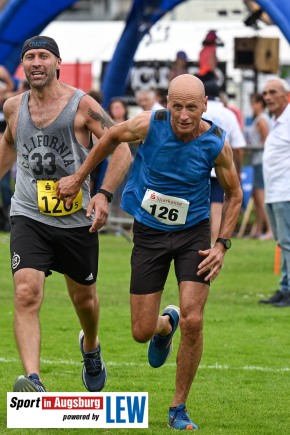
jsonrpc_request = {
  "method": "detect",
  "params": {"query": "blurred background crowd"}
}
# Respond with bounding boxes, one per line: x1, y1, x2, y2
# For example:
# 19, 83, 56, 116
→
1, 0, 289, 243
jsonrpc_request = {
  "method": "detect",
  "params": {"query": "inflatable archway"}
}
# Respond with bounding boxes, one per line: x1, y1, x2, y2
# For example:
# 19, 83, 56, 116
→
0, 0, 289, 106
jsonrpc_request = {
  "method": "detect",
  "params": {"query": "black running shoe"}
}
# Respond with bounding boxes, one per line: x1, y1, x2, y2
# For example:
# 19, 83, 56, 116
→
79, 330, 107, 392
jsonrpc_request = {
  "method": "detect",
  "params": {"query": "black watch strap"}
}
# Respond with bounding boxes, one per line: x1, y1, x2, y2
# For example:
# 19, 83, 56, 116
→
97, 188, 114, 203
216, 238, 232, 249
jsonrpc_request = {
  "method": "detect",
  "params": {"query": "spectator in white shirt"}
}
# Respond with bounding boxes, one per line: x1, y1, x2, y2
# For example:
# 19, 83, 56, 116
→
203, 82, 246, 243
259, 78, 290, 307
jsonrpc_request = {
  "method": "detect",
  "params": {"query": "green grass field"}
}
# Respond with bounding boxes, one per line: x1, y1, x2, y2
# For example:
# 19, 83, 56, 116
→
1, 232, 289, 434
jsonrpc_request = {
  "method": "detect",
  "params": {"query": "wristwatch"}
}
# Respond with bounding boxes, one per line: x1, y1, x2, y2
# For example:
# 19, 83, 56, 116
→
216, 238, 232, 249
97, 188, 114, 203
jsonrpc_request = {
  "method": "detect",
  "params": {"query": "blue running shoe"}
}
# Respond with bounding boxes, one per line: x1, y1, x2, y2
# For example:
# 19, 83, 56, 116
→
13, 373, 46, 392
148, 305, 180, 368
168, 404, 198, 430
79, 330, 107, 392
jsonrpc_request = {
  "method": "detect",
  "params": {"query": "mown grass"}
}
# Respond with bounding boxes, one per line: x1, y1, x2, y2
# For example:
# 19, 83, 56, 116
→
1, 232, 289, 434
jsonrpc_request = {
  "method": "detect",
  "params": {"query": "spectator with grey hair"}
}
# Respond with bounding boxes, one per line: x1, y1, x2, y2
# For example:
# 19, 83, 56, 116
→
259, 78, 290, 307
135, 88, 164, 112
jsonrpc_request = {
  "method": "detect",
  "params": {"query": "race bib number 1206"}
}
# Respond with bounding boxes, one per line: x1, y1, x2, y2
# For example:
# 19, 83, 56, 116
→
141, 189, 189, 225
37, 180, 82, 216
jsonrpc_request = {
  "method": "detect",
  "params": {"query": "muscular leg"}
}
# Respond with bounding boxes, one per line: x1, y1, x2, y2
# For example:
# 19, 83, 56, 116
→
171, 281, 209, 407
65, 275, 99, 352
130, 291, 172, 343
13, 268, 45, 376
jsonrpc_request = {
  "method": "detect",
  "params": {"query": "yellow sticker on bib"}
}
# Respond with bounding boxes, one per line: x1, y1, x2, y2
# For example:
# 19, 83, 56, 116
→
37, 180, 82, 216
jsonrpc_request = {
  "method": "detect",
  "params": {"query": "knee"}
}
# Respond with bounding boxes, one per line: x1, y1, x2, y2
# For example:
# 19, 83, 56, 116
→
132, 323, 155, 343
73, 289, 98, 312
180, 310, 204, 339
15, 283, 41, 310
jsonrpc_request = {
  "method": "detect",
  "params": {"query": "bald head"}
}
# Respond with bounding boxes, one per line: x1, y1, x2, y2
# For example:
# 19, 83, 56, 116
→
166, 74, 208, 141
168, 74, 205, 101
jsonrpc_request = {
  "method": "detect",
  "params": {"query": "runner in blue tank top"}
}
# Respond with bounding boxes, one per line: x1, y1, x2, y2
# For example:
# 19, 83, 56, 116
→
58, 74, 243, 430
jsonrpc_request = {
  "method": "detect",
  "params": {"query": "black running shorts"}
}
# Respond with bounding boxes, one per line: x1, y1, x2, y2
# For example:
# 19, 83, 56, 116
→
130, 219, 211, 294
10, 216, 99, 285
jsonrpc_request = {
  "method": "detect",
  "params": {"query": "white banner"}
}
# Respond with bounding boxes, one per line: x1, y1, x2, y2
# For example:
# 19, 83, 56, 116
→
7, 392, 148, 428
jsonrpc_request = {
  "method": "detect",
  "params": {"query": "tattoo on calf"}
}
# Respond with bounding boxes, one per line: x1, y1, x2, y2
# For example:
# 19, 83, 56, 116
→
88, 108, 114, 129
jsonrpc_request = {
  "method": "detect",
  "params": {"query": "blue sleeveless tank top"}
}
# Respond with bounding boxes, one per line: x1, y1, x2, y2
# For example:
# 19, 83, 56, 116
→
121, 109, 225, 231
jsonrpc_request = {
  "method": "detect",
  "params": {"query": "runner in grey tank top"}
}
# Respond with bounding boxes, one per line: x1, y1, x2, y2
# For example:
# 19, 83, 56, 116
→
0, 35, 131, 395
11, 89, 92, 227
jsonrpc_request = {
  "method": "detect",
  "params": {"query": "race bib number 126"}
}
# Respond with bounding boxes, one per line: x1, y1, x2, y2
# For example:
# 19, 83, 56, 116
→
37, 180, 82, 216
141, 189, 189, 225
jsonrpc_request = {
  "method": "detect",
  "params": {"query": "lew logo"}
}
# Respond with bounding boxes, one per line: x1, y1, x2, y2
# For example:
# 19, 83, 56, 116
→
106, 395, 147, 425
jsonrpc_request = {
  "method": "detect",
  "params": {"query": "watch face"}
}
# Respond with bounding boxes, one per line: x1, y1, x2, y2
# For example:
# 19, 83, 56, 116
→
225, 239, 231, 249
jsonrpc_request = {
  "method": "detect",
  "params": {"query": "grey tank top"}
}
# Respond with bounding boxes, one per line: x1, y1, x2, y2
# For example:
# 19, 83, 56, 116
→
10, 89, 94, 227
